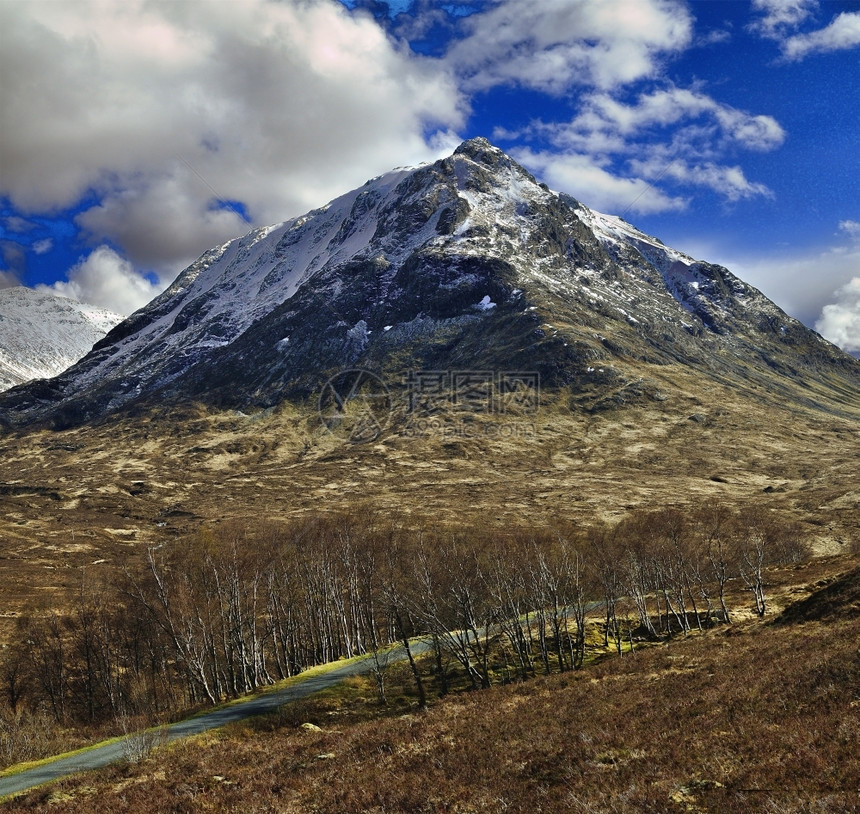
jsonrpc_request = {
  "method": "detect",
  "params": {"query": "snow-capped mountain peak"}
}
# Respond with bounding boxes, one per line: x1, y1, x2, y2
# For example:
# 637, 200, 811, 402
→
1, 137, 858, 426
0, 287, 122, 392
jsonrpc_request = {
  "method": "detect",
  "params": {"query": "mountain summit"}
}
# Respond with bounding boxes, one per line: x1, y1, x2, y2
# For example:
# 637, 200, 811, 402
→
2, 137, 859, 427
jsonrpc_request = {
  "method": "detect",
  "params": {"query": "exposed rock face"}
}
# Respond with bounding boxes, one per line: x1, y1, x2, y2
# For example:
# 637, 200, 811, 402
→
1, 137, 859, 428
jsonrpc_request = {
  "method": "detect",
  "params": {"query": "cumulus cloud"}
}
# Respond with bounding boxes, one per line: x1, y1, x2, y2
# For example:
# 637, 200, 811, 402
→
503, 87, 783, 212
750, 1, 860, 60
446, 0, 693, 93
32, 238, 53, 255
724, 244, 860, 333
801, 222, 860, 354
513, 148, 687, 215
547, 88, 785, 152
0, 0, 464, 279
816, 277, 860, 353
782, 11, 860, 58
629, 157, 773, 202
749, 0, 818, 38
73, 171, 250, 274
37, 246, 165, 316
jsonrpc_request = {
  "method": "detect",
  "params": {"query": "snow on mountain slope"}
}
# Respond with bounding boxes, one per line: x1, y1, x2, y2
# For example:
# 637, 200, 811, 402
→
0, 287, 122, 391
1, 138, 858, 426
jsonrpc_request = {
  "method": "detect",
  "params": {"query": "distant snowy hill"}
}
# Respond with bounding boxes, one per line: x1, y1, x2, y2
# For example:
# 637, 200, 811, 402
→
0, 287, 122, 391
1, 138, 859, 427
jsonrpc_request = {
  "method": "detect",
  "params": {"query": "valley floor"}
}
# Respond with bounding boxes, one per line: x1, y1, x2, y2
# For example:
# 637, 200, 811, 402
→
0, 371, 858, 637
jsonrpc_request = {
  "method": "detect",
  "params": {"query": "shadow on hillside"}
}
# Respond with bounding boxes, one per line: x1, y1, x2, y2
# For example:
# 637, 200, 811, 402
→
774, 565, 860, 625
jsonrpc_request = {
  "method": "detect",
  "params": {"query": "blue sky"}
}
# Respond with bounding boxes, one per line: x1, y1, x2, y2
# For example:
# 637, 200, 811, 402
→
1, 0, 859, 352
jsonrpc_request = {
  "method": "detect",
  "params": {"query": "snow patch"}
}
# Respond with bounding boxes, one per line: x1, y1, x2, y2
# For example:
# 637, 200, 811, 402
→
347, 320, 370, 348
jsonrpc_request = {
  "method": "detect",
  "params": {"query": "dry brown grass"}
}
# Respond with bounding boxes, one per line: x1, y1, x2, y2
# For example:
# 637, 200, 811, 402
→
5, 553, 859, 813
0, 364, 858, 641
1, 361, 858, 807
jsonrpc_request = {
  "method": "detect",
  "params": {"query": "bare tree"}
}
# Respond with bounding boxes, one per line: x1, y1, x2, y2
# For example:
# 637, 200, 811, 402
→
697, 502, 736, 624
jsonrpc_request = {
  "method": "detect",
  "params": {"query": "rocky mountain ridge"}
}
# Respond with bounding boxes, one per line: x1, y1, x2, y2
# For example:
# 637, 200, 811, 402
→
1, 137, 858, 428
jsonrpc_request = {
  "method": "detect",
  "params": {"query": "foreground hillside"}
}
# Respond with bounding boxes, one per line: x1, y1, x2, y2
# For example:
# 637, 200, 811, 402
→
5, 555, 859, 813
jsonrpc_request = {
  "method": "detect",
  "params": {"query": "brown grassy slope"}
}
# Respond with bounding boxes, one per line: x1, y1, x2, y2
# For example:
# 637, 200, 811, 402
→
6, 557, 860, 814
1, 360, 859, 640
776, 564, 860, 624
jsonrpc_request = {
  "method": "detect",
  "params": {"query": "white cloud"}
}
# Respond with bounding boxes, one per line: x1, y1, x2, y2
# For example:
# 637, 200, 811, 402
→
32, 238, 53, 255
748, 1, 860, 61
506, 87, 782, 209
513, 148, 687, 215
696, 29, 732, 47
722, 244, 860, 333
783, 11, 860, 59
712, 107, 786, 152
749, 0, 818, 38
816, 277, 860, 353
0, 0, 464, 280
629, 156, 773, 202
550, 88, 785, 152
1, 216, 34, 234
37, 246, 165, 316
74, 171, 250, 275
446, 0, 693, 93
839, 220, 860, 240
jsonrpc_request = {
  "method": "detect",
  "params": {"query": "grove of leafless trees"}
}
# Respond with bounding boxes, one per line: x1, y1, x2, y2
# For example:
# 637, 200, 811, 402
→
0, 502, 806, 764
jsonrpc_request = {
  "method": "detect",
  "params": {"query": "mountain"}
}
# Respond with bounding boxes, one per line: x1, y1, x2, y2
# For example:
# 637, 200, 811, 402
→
0, 287, 122, 393
1, 137, 859, 428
